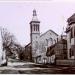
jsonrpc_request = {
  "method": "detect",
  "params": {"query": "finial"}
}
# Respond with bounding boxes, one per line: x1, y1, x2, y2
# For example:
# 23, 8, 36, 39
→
33, 9, 37, 16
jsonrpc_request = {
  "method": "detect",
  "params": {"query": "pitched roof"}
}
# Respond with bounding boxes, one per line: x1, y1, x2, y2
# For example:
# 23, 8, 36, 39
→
46, 39, 67, 56
67, 13, 75, 25
40, 29, 58, 37
25, 43, 31, 47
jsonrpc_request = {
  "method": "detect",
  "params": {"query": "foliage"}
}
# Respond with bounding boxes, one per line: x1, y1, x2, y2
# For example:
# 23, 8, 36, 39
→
0, 28, 22, 59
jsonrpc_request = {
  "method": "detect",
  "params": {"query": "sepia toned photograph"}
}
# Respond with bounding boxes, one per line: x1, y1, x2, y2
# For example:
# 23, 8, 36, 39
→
0, 0, 75, 74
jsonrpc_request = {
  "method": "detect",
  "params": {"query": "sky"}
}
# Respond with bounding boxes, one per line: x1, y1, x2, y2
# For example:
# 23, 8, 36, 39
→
0, 0, 75, 46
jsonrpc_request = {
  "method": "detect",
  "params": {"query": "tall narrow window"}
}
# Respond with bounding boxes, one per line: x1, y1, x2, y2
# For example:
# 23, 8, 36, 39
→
70, 48, 74, 57
30, 25, 32, 32
34, 25, 35, 31
38, 25, 39, 31
74, 27, 75, 37
50, 38, 53, 45
32, 25, 34, 31
71, 28, 73, 38
36, 25, 37, 31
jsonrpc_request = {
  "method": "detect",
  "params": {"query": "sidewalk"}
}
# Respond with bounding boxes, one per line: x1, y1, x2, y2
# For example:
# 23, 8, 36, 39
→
34, 63, 55, 68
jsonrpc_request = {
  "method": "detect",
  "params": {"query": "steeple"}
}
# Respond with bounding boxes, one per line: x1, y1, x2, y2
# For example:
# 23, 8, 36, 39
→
30, 9, 40, 33
32, 9, 38, 21
30, 9, 40, 61
33, 9, 37, 16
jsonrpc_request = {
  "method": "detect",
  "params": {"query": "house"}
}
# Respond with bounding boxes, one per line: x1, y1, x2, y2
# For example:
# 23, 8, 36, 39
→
24, 43, 32, 61
66, 13, 75, 59
46, 35, 67, 64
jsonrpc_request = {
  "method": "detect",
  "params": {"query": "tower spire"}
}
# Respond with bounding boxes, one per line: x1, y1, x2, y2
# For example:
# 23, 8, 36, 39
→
31, 9, 38, 21
33, 9, 37, 16
30, 9, 40, 62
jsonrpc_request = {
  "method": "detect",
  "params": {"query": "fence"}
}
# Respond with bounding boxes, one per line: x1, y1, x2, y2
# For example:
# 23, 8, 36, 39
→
56, 59, 75, 66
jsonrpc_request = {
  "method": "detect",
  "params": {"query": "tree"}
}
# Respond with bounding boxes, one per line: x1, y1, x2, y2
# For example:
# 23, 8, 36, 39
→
1, 28, 19, 59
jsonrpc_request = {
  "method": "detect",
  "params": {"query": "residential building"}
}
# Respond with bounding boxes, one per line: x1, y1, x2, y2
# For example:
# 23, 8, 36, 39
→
46, 35, 67, 64
66, 13, 75, 59
24, 43, 32, 61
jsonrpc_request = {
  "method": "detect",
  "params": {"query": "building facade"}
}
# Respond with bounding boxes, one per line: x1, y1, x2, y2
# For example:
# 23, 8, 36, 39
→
46, 36, 67, 64
66, 13, 75, 59
24, 43, 32, 61
30, 9, 58, 63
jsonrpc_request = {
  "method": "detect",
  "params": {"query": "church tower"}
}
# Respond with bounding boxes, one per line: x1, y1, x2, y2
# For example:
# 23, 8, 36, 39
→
30, 9, 40, 62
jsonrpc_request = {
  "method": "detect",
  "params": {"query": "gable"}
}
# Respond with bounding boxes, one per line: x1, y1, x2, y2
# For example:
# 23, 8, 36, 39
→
40, 29, 58, 40
40, 29, 58, 38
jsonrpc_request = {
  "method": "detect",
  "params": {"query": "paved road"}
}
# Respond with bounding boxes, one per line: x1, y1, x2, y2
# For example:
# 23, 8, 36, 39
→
0, 61, 75, 74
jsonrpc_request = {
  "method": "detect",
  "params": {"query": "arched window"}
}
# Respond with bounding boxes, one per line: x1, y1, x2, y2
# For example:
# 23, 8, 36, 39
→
50, 38, 53, 45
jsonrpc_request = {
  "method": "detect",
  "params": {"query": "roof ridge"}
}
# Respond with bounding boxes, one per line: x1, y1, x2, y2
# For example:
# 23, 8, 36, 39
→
40, 29, 58, 37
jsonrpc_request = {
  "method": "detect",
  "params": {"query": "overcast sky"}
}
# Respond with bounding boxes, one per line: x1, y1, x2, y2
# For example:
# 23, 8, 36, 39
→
0, 0, 75, 46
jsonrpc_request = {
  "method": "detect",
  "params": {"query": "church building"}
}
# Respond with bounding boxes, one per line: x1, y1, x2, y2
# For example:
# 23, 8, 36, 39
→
28, 9, 58, 63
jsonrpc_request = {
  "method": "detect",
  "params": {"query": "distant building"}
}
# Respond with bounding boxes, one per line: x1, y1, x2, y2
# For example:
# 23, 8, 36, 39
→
29, 9, 58, 63
46, 35, 67, 64
66, 13, 75, 59
24, 43, 32, 61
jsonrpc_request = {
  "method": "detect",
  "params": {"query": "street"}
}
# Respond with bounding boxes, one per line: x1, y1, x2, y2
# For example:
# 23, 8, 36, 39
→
0, 60, 75, 74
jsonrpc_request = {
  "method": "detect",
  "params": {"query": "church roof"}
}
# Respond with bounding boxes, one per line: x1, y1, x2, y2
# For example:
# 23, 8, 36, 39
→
25, 43, 31, 48
40, 29, 58, 37
30, 9, 40, 24
67, 13, 75, 25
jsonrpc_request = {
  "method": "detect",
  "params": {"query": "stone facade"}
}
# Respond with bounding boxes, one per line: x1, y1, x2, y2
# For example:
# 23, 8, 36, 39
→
30, 9, 58, 63
39, 30, 58, 63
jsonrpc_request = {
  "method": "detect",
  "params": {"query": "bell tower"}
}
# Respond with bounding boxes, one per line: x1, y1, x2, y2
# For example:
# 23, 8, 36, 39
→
30, 9, 40, 36
30, 9, 40, 62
